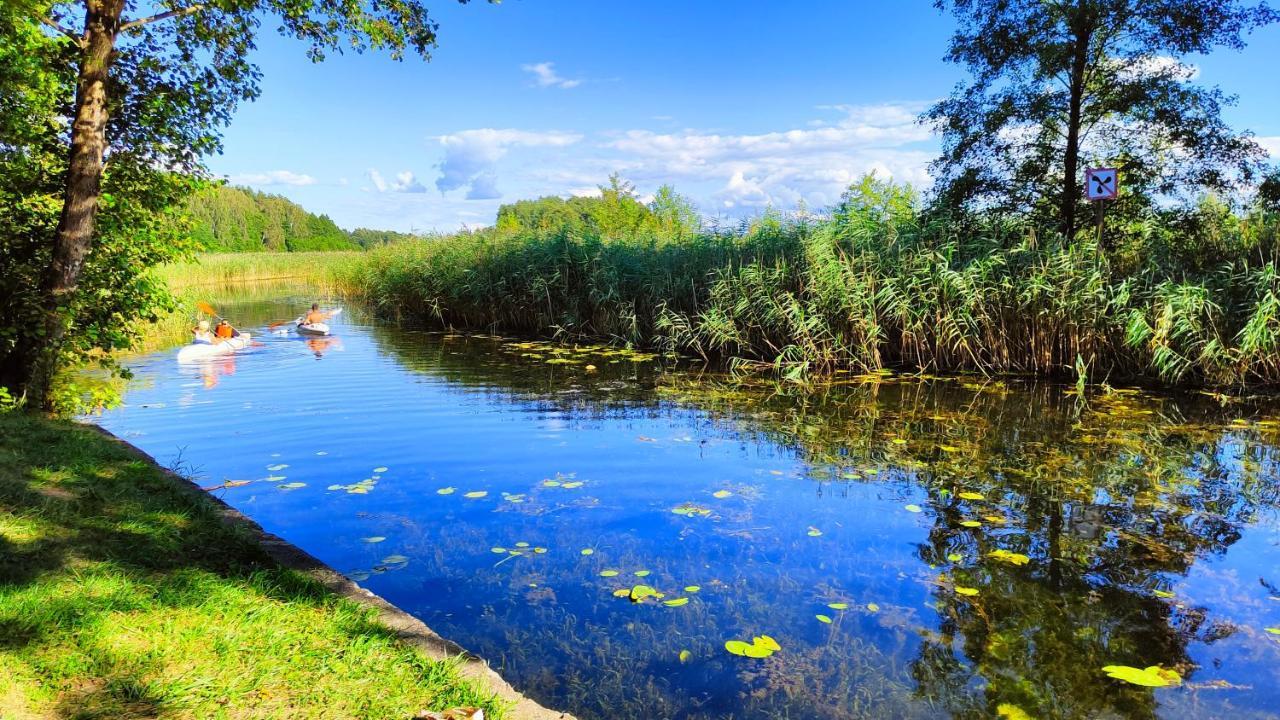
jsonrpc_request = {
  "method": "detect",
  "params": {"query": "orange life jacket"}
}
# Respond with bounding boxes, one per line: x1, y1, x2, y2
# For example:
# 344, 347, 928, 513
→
215, 324, 234, 338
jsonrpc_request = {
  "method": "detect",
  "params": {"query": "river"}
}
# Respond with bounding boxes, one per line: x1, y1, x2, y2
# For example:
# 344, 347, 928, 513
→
93, 292, 1280, 720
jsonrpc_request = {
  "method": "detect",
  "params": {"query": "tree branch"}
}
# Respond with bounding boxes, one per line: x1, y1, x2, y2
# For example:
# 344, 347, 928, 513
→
120, 4, 205, 32
41, 16, 84, 46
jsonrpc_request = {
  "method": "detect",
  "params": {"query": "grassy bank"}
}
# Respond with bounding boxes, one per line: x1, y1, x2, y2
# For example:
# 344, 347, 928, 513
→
159, 251, 359, 292
0, 412, 505, 719
337, 182, 1280, 387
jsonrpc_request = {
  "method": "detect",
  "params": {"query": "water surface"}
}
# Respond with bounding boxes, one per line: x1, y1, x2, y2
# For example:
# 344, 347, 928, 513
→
95, 294, 1280, 719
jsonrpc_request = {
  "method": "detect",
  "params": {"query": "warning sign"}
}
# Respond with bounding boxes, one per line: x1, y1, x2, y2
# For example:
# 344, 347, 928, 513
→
1085, 168, 1119, 201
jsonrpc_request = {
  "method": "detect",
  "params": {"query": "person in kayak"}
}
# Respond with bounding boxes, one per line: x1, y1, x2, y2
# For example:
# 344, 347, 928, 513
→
214, 319, 240, 339
192, 320, 214, 344
303, 303, 331, 325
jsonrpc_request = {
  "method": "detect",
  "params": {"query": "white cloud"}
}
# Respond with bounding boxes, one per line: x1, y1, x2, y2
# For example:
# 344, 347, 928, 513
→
521, 62, 582, 89
596, 102, 936, 211
434, 128, 583, 199
367, 168, 427, 193
1118, 55, 1200, 82
228, 170, 316, 187
1258, 136, 1280, 159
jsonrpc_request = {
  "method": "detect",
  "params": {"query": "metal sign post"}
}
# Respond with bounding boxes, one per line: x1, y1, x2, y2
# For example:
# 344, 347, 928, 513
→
1084, 167, 1119, 248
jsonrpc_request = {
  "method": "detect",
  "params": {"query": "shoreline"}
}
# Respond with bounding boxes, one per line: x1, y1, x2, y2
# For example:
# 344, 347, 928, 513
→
80, 421, 574, 720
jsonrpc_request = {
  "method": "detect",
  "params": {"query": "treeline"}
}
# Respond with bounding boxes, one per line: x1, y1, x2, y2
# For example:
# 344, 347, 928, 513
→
187, 186, 357, 252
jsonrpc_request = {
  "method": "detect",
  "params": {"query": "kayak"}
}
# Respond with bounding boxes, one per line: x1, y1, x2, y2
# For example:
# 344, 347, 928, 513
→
297, 322, 330, 336
296, 307, 342, 336
176, 333, 252, 363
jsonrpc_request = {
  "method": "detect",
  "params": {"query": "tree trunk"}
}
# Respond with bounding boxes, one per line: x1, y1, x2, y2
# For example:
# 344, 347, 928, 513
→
24, 0, 124, 411
1061, 23, 1092, 243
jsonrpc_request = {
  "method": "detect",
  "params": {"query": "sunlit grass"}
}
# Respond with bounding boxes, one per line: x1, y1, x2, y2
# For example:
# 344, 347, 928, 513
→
0, 413, 506, 719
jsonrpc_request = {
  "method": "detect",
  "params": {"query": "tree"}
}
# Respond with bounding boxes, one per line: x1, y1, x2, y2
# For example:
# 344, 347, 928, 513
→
4, 0, 483, 411
925, 0, 1278, 239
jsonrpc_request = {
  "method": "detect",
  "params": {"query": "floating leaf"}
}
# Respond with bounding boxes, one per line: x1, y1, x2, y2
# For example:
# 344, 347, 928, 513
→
955, 586, 979, 596
1101, 665, 1182, 687
1266, 627, 1280, 635
580, 548, 594, 556
562, 481, 584, 489
533, 547, 548, 554
946, 553, 963, 563
664, 597, 690, 607
463, 491, 488, 499
987, 549, 1031, 566
515, 542, 530, 548
678, 649, 692, 663
361, 536, 386, 544
755, 635, 781, 652
600, 570, 619, 577
816, 614, 833, 624
939, 445, 961, 453
347, 486, 369, 494
629, 585, 659, 602
891, 438, 908, 445
684, 585, 701, 593
612, 588, 631, 598
958, 491, 984, 500
543, 480, 562, 487
904, 504, 923, 513
349, 571, 370, 582
373, 467, 388, 473
996, 704, 1033, 720
724, 640, 752, 656
867, 603, 880, 613
725, 636, 778, 658
490, 547, 507, 554
437, 487, 456, 495
712, 490, 733, 499
807, 526, 823, 537
326, 484, 346, 491
1153, 589, 1174, 599
828, 602, 849, 610
279, 482, 306, 489
266, 464, 288, 471
960, 520, 982, 528
634, 570, 651, 577
382, 554, 409, 565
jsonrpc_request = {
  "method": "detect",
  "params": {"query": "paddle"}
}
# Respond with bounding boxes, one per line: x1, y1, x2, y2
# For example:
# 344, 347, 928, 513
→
195, 300, 223, 320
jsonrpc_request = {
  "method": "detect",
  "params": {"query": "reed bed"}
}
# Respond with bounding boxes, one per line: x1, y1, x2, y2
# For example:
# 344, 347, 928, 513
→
336, 197, 1280, 388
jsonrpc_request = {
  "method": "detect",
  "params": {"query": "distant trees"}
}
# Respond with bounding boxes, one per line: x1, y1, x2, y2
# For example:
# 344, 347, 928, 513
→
496, 176, 701, 239
926, 0, 1279, 239
187, 186, 355, 252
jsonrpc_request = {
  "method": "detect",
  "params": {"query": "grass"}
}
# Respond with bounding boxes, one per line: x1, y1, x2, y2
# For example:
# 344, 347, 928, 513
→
0, 412, 507, 719
158, 252, 360, 293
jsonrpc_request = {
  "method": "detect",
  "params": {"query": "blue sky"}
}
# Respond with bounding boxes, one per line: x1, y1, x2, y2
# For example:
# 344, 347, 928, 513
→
211, 0, 1280, 232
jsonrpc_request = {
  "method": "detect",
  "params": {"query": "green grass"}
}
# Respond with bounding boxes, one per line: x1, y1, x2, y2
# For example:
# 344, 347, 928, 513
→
0, 412, 507, 719
158, 252, 360, 293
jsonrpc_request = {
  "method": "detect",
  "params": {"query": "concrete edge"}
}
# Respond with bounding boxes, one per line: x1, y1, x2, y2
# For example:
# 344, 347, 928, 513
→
81, 422, 574, 720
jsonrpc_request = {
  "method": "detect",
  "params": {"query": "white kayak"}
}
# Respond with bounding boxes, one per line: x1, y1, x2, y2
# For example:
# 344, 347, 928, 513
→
296, 307, 341, 336
176, 333, 252, 363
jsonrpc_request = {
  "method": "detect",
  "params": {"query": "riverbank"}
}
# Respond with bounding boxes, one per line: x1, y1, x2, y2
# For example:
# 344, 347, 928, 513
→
334, 183, 1280, 388
0, 412, 569, 719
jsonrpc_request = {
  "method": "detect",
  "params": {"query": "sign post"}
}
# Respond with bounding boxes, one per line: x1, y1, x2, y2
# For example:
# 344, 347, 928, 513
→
1084, 167, 1119, 248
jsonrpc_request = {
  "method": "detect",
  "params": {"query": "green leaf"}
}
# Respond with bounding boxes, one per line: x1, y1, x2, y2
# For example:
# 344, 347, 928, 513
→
955, 586, 979, 596
684, 585, 701, 593
437, 487, 456, 495
958, 491, 984, 500
827, 602, 848, 610
463, 491, 488, 498
904, 504, 922, 513
678, 649, 692, 663
866, 603, 880, 613
960, 520, 982, 528
373, 467, 388, 473
490, 547, 507, 554
600, 570, 619, 577
361, 536, 386, 543
712, 489, 732, 499
580, 548, 594, 555
663, 597, 689, 607
634, 570, 651, 577
382, 554, 409, 564
807, 526, 823, 537
816, 614, 833, 624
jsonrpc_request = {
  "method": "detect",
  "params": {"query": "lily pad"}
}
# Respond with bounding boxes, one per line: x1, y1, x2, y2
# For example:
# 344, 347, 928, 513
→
373, 467, 388, 473
828, 602, 849, 610
600, 570, 619, 577
266, 464, 288, 471
684, 585, 701, 593
634, 570, 651, 577
361, 536, 386, 544
712, 490, 733, 499
678, 649, 692, 663
561, 481, 584, 489
867, 603, 880, 613
815, 614, 833, 624
382, 554, 409, 565
987, 549, 1031, 566
955, 586, 980, 596
463, 491, 488, 499
490, 547, 507, 554
437, 487, 456, 495
960, 520, 983, 528
958, 491, 984, 500
664, 597, 690, 607
278, 482, 306, 489
807, 526, 823, 537
515, 542, 530, 548
1101, 665, 1182, 687
1266, 627, 1280, 635
580, 548, 594, 556
946, 552, 963, 563
904, 504, 923, 513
